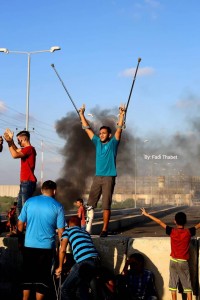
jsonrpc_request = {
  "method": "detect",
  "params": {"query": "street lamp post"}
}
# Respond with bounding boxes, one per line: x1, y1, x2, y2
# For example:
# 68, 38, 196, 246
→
0, 46, 61, 130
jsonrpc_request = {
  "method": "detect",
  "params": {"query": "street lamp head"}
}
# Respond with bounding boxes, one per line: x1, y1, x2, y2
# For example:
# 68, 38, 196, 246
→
0, 48, 9, 54
50, 46, 61, 53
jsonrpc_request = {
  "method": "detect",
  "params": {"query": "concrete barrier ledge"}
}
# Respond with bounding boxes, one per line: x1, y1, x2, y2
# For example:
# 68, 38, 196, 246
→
0, 206, 195, 300
0, 234, 199, 299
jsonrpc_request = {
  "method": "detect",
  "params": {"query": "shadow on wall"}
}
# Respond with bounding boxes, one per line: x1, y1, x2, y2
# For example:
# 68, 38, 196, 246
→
189, 239, 199, 297
93, 236, 164, 298
93, 236, 129, 275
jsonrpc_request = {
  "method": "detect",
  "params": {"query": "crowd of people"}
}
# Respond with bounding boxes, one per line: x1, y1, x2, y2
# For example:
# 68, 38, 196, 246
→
1, 105, 200, 300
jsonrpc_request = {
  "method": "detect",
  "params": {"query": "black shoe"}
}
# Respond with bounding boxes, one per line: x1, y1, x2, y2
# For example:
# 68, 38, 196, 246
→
99, 231, 108, 237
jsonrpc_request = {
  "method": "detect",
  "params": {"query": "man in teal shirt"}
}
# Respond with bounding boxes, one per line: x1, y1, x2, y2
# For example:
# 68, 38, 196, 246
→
79, 105, 125, 237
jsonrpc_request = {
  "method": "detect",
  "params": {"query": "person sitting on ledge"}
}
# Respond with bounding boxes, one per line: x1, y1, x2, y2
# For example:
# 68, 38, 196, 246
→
116, 252, 158, 300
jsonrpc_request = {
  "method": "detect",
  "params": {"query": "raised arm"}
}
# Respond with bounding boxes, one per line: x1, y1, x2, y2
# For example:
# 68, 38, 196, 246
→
115, 105, 126, 141
79, 105, 94, 140
3, 129, 24, 159
3, 128, 24, 158
141, 208, 167, 229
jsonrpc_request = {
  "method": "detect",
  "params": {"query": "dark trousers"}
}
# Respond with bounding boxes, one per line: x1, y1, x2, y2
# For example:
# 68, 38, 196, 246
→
17, 181, 36, 215
61, 258, 99, 300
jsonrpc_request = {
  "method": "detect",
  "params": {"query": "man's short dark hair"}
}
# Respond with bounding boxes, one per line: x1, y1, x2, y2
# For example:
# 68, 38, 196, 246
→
42, 180, 57, 191
76, 198, 84, 204
99, 126, 112, 134
68, 215, 81, 227
129, 253, 145, 264
16, 130, 30, 140
175, 212, 187, 226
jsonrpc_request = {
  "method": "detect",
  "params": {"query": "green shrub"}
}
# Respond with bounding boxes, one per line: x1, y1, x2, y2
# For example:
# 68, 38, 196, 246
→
0, 196, 15, 213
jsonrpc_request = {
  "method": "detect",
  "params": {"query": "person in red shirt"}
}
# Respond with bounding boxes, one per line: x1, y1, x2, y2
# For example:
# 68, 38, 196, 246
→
76, 198, 86, 230
141, 208, 200, 300
7, 201, 17, 234
4, 129, 37, 215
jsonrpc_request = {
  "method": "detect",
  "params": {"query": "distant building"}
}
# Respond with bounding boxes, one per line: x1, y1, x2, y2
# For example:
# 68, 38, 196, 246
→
1, 174, 200, 205
0, 185, 19, 197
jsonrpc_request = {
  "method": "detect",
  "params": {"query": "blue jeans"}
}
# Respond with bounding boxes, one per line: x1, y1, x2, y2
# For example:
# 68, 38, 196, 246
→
61, 258, 99, 300
17, 181, 36, 215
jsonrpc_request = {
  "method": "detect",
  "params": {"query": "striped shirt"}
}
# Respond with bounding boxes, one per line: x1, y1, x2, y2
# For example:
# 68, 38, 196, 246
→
61, 226, 99, 263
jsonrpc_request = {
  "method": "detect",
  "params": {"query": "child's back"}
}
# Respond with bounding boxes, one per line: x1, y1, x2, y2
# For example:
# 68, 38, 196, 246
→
166, 226, 195, 260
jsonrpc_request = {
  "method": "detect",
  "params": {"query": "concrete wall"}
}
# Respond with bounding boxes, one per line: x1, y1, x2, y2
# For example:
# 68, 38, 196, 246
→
93, 236, 199, 300
0, 236, 199, 300
0, 185, 19, 197
127, 237, 198, 300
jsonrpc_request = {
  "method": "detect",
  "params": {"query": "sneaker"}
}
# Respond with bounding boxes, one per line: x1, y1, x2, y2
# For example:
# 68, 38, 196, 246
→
99, 231, 108, 238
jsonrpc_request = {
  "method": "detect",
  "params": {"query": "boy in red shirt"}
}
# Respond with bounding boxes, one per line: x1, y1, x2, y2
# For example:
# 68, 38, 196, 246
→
76, 198, 86, 230
141, 208, 200, 300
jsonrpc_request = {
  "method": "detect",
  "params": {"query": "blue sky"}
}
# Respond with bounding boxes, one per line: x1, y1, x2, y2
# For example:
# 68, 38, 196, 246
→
1, 0, 200, 184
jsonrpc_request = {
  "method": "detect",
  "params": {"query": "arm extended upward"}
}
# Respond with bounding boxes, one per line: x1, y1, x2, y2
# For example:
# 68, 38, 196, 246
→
79, 105, 94, 140
141, 208, 167, 229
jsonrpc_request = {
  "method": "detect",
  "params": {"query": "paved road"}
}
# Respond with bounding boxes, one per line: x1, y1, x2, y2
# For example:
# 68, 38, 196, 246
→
119, 206, 200, 238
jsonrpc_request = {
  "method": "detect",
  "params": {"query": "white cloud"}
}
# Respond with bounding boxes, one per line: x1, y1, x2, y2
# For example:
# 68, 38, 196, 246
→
120, 67, 155, 77
144, 0, 161, 8
132, 0, 161, 20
